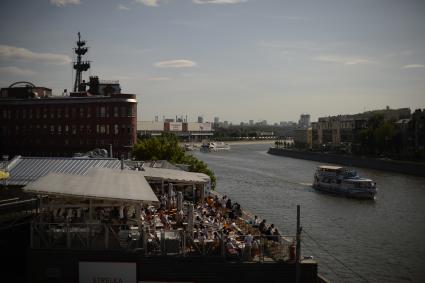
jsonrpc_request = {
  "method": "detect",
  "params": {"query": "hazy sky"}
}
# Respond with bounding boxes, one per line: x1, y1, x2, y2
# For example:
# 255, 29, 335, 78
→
0, 0, 424, 123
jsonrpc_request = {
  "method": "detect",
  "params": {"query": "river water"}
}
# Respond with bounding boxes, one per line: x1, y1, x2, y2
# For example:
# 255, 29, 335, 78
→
193, 143, 425, 283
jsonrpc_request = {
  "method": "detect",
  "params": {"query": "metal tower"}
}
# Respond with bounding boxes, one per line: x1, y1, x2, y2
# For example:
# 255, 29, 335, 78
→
73, 32, 90, 92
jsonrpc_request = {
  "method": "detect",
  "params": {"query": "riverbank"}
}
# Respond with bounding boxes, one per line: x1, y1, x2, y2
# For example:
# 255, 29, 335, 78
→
268, 147, 425, 177
181, 140, 274, 147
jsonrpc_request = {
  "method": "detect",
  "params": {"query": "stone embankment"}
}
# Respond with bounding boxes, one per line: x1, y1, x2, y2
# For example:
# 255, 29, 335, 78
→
268, 148, 425, 177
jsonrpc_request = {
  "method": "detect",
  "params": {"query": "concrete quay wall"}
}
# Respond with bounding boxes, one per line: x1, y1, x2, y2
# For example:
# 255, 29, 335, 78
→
27, 249, 319, 283
268, 148, 425, 177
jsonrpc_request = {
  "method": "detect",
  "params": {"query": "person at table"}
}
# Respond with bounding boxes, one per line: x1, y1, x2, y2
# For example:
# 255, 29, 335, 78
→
265, 224, 274, 240
252, 215, 261, 228
259, 219, 267, 234
225, 238, 239, 259
244, 233, 253, 261
272, 228, 280, 242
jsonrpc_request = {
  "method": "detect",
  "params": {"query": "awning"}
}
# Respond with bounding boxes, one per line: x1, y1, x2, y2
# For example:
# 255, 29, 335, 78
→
139, 167, 210, 184
23, 168, 158, 203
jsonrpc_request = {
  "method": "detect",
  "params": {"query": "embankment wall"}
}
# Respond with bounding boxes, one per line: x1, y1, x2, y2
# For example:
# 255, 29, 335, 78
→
268, 148, 425, 177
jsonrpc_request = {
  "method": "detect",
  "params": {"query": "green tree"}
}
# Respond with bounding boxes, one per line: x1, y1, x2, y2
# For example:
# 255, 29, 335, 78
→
132, 134, 216, 189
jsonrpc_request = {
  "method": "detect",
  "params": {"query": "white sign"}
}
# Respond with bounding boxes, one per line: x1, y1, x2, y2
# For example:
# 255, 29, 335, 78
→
169, 122, 182, 132
79, 262, 136, 283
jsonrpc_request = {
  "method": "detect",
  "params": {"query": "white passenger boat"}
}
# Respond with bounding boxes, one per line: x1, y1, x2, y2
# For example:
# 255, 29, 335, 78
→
313, 165, 377, 199
200, 142, 230, 152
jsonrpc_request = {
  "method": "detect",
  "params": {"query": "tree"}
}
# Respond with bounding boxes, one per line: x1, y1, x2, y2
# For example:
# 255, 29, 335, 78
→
132, 134, 216, 189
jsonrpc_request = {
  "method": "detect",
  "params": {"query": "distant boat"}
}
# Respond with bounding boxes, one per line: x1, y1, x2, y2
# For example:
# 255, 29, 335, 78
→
313, 165, 377, 199
184, 143, 196, 151
200, 142, 230, 152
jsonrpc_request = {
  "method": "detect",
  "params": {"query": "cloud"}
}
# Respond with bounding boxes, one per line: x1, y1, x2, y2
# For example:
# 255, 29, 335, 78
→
402, 64, 425, 69
314, 55, 372, 65
193, 0, 246, 4
259, 40, 319, 51
135, 0, 159, 7
0, 44, 71, 65
117, 4, 130, 10
50, 0, 80, 7
147, 77, 172, 81
0, 66, 35, 76
153, 59, 197, 68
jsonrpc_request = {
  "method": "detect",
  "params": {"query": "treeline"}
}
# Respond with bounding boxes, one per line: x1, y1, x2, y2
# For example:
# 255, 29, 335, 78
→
132, 134, 216, 189
353, 114, 423, 160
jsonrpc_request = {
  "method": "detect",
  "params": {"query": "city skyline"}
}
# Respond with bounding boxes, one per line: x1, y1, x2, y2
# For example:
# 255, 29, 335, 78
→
1, 0, 424, 123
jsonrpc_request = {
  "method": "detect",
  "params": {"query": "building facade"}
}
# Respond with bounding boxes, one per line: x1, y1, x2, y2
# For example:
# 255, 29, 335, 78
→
0, 83, 137, 158
137, 121, 213, 141
298, 114, 311, 128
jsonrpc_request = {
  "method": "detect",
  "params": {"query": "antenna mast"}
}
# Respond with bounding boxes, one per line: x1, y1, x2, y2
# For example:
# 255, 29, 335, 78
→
73, 32, 90, 92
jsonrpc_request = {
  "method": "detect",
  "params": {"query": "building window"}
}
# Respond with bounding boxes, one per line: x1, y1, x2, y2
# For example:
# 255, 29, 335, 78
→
43, 108, 47, 118
65, 125, 69, 134
121, 106, 126, 117
50, 109, 55, 118
57, 109, 61, 118
50, 125, 54, 133
106, 125, 110, 135
28, 109, 33, 119
114, 124, 119, 135
64, 108, 69, 118
58, 125, 62, 134
87, 125, 91, 134
80, 108, 84, 118
22, 109, 26, 119
79, 125, 84, 134
71, 108, 76, 118
87, 107, 91, 118
72, 125, 77, 135
114, 107, 119, 117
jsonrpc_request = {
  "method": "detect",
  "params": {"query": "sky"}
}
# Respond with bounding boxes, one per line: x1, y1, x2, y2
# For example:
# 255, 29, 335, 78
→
0, 0, 424, 123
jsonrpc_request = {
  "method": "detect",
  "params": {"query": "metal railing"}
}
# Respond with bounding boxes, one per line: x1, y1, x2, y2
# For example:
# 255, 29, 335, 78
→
30, 221, 294, 263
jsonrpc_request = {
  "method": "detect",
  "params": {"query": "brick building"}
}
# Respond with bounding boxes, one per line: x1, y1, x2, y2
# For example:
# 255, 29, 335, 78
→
0, 81, 137, 158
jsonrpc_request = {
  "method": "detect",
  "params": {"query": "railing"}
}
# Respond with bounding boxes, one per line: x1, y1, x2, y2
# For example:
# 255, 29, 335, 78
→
30, 221, 295, 262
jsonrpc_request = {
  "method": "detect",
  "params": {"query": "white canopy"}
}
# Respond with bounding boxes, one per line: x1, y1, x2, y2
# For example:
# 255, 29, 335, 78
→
23, 168, 159, 203
139, 167, 210, 184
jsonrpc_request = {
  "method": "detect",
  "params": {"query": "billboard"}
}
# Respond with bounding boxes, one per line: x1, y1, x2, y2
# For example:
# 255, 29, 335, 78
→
187, 122, 212, 132
79, 261, 136, 283
137, 121, 164, 131
168, 122, 183, 132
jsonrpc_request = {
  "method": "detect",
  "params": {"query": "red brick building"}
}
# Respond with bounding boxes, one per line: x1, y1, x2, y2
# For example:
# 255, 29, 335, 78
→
0, 81, 137, 158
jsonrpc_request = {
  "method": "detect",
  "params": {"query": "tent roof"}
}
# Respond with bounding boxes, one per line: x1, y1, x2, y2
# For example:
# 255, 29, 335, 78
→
139, 167, 210, 184
6, 156, 123, 186
23, 168, 158, 203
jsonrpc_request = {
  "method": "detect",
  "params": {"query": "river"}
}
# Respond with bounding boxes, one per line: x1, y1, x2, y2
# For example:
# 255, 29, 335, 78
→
193, 143, 425, 283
